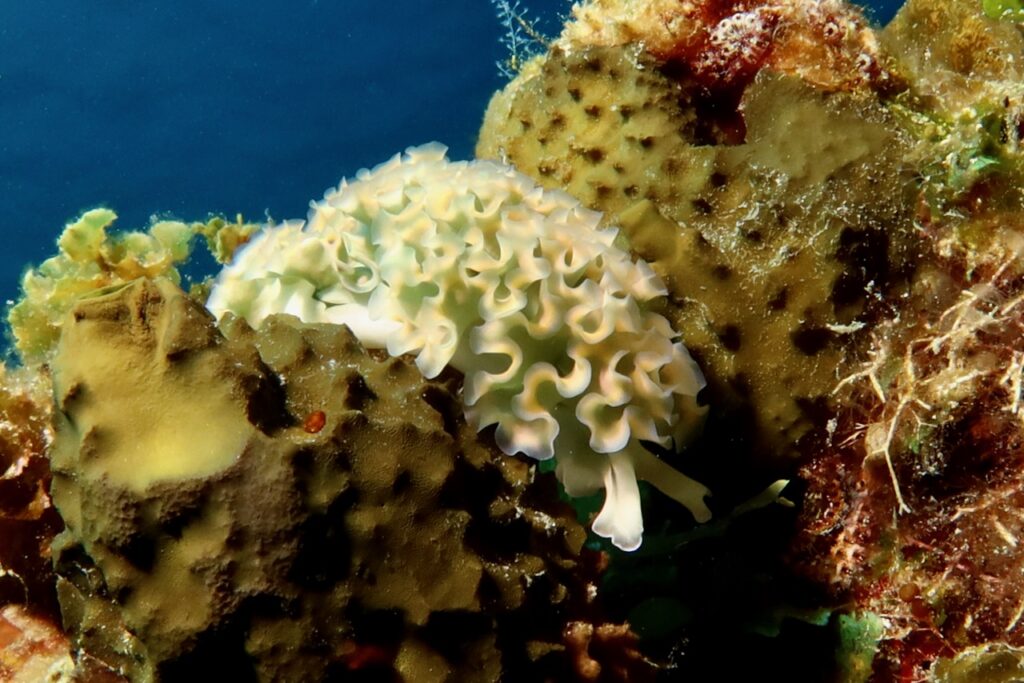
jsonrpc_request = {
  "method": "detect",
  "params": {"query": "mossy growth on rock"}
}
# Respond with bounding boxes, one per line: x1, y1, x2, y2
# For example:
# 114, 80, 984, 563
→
8, 209, 257, 367
882, 0, 1024, 225
48, 278, 648, 682
785, 1, 1024, 678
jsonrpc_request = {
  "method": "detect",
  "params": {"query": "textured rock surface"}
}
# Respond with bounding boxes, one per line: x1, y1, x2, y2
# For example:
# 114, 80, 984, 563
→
0, 605, 74, 683
787, 0, 1024, 679
0, 365, 62, 618
49, 278, 644, 682
561, 0, 891, 94
790, 228, 1024, 680
478, 1, 920, 461
883, 0, 1024, 221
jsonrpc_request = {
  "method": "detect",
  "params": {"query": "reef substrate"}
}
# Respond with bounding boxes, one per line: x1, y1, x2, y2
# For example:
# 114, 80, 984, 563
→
478, 0, 1024, 679
5, 0, 1024, 679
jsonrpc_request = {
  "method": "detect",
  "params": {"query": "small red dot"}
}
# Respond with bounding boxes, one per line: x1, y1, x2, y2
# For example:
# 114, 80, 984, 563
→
304, 410, 326, 433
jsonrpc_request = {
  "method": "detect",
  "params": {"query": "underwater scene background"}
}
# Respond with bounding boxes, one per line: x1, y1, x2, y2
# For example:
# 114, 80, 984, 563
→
0, 0, 898, 316
10, 0, 1024, 681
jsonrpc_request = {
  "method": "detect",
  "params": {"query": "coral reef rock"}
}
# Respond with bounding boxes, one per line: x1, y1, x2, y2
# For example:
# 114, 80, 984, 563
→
792, 227, 1024, 680
48, 277, 646, 682
0, 605, 74, 683
789, 0, 1024, 678
0, 364, 62, 618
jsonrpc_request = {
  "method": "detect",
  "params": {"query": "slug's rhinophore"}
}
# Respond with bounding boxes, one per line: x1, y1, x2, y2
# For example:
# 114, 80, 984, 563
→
207, 144, 710, 550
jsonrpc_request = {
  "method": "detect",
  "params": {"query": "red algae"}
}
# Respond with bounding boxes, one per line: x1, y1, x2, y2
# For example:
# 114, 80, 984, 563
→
0, 366, 62, 620
791, 223, 1024, 679
484, 0, 1024, 676
302, 409, 327, 434
566, 0, 893, 95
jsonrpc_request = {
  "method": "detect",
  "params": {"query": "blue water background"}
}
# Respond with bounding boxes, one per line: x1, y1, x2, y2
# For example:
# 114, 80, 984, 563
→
0, 0, 902, 318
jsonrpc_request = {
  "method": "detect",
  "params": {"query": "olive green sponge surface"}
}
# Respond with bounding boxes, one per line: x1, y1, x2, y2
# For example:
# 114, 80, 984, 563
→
49, 278, 598, 682
479, 45, 919, 459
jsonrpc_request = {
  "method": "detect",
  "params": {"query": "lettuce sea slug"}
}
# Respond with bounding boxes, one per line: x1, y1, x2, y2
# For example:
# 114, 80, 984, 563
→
206, 144, 710, 550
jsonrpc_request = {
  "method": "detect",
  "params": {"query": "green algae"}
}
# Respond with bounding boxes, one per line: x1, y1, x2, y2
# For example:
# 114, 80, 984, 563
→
7, 209, 258, 366
836, 613, 885, 683
982, 0, 1024, 22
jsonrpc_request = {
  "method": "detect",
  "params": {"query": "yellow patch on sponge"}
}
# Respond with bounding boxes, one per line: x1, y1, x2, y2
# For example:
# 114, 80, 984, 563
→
51, 278, 254, 492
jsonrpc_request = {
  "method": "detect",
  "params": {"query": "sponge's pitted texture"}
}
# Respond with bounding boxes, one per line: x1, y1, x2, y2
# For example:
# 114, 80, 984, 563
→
50, 279, 646, 682
206, 145, 710, 551
478, 30, 918, 462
